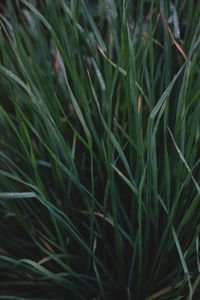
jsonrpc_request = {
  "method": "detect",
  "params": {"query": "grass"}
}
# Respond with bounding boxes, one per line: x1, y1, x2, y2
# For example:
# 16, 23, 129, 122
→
0, 0, 200, 299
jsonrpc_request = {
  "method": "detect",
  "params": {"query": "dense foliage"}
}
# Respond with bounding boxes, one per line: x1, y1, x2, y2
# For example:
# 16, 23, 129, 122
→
0, 0, 200, 299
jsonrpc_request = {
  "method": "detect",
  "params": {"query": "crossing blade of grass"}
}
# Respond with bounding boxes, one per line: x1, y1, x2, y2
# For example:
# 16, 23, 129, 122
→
149, 63, 185, 121
0, 66, 37, 103
0, 298, 52, 300
111, 164, 137, 195
168, 127, 200, 195
0, 192, 36, 199
171, 227, 193, 299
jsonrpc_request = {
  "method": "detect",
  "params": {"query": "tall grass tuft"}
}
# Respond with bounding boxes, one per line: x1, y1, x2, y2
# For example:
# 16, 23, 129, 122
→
0, 0, 200, 299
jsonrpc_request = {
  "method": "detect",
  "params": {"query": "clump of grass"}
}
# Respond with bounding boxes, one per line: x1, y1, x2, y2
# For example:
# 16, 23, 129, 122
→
0, 0, 200, 299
